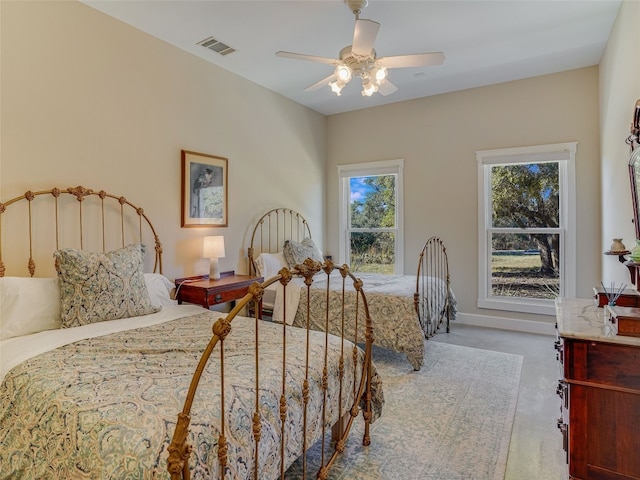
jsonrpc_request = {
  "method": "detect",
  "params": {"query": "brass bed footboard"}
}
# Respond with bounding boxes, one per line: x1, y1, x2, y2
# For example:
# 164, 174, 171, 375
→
415, 236, 452, 337
168, 258, 376, 480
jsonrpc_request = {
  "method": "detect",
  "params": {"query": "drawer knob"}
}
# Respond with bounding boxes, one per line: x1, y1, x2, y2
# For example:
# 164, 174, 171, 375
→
214, 294, 223, 303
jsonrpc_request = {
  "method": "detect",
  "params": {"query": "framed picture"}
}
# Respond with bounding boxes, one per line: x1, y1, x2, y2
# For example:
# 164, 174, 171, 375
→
181, 150, 228, 227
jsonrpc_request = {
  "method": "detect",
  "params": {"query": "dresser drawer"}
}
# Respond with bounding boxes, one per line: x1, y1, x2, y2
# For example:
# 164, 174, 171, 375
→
565, 339, 640, 390
586, 342, 640, 390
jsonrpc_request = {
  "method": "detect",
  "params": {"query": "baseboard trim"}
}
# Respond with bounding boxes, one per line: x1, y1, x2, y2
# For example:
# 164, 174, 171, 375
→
454, 312, 556, 336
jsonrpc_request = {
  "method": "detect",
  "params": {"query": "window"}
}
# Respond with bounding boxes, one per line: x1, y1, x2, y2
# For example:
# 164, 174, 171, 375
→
477, 143, 576, 315
338, 159, 404, 274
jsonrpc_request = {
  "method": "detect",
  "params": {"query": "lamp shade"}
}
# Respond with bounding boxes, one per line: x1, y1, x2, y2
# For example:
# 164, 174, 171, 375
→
203, 236, 225, 259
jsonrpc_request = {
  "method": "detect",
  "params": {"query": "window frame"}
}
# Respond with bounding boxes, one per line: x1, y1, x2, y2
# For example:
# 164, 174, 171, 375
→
338, 159, 404, 273
476, 143, 577, 315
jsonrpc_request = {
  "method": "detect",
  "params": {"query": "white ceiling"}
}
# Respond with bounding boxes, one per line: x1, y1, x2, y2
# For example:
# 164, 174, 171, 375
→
82, 0, 621, 116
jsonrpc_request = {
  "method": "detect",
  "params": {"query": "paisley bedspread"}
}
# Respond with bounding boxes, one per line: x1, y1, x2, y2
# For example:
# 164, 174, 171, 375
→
292, 272, 457, 370
0, 311, 382, 480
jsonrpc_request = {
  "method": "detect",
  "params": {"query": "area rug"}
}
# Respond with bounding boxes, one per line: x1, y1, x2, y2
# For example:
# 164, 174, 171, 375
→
286, 342, 523, 479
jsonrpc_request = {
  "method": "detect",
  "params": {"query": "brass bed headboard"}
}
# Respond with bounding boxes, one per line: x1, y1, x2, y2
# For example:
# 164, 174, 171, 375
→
247, 207, 312, 275
0, 186, 163, 277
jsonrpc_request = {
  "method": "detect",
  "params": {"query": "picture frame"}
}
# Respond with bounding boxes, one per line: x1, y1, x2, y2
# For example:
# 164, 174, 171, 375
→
181, 150, 228, 228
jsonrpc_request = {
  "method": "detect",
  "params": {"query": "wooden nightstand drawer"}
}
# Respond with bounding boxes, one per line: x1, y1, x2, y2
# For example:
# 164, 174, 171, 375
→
175, 272, 263, 309
206, 285, 250, 305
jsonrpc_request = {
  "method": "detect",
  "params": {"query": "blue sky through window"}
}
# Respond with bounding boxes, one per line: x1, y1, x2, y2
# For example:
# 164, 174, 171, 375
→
350, 177, 375, 203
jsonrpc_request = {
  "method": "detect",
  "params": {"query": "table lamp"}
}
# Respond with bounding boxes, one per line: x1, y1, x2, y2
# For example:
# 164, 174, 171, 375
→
203, 235, 225, 280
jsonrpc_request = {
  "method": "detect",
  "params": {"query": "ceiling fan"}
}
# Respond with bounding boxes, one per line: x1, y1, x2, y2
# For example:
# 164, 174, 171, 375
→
275, 0, 445, 97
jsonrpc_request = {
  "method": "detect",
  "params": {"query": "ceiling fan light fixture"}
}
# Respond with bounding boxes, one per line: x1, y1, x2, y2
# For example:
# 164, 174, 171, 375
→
276, 0, 445, 100
361, 78, 378, 97
373, 66, 387, 84
329, 80, 345, 96
335, 64, 353, 83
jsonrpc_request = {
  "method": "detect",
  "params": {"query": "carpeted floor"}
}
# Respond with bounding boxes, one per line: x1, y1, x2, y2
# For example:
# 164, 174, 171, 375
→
286, 342, 523, 479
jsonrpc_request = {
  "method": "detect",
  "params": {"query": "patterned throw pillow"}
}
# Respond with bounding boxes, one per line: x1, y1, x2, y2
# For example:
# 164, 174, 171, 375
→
54, 244, 160, 328
283, 237, 324, 268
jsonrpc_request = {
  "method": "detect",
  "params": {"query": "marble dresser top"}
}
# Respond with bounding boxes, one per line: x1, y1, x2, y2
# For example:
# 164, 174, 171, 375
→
555, 297, 640, 346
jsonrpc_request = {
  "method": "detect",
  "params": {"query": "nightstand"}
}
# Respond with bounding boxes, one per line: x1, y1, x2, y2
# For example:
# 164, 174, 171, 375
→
174, 271, 263, 309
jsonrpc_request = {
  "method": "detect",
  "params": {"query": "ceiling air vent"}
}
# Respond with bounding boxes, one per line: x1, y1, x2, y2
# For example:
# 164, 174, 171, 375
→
197, 36, 236, 56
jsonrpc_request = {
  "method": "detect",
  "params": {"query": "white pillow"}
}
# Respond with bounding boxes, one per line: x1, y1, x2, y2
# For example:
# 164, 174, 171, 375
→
255, 252, 288, 279
144, 273, 177, 307
0, 277, 61, 340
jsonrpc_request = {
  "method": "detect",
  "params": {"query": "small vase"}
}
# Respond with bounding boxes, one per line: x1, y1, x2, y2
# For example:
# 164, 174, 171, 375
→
611, 238, 627, 252
631, 240, 640, 262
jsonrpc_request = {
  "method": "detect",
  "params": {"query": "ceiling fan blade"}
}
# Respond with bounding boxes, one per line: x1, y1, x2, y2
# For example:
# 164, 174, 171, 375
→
276, 51, 339, 65
352, 19, 380, 56
378, 52, 445, 69
304, 74, 336, 92
377, 79, 398, 96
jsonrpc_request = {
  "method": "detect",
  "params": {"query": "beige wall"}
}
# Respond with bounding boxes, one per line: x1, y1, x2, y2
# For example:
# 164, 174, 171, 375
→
3, 0, 633, 331
600, 0, 640, 286
326, 67, 601, 328
0, 1, 326, 280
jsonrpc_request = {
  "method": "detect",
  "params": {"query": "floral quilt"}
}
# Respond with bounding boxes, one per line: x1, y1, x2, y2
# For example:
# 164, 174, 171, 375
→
292, 272, 456, 370
0, 312, 382, 480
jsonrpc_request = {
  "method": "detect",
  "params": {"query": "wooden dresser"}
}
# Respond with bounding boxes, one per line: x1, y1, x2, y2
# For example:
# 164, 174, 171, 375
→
555, 298, 640, 480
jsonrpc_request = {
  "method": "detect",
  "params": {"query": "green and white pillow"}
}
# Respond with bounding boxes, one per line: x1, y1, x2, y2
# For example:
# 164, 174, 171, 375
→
283, 237, 323, 268
54, 244, 160, 328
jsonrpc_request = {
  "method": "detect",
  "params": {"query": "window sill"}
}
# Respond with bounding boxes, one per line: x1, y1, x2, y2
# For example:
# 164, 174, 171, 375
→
477, 297, 556, 316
